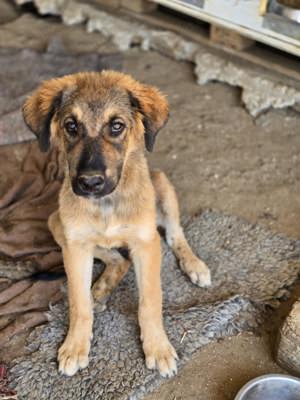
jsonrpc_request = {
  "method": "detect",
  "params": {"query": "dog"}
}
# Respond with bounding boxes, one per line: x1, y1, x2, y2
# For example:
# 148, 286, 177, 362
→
23, 71, 211, 378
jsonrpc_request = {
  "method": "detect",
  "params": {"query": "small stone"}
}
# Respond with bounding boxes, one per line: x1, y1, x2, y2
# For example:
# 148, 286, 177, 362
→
0, 0, 20, 24
148, 30, 198, 61
34, 0, 67, 15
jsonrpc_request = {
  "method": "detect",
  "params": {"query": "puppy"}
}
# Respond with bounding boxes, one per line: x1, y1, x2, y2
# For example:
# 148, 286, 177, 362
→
23, 71, 211, 378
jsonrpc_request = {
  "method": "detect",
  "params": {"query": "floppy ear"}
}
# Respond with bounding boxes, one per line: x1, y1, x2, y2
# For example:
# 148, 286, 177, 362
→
23, 76, 74, 152
128, 84, 169, 152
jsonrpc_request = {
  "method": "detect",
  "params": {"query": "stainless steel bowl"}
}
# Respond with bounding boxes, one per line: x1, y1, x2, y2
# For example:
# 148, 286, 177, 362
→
235, 374, 300, 400
282, 7, 300, 23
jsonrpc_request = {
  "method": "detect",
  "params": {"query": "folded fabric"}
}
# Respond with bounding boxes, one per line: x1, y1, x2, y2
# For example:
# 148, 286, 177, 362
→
0, 142, 65, 361
0, 142, 63, 273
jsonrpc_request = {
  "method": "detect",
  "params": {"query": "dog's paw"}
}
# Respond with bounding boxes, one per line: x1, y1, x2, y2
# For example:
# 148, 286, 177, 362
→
94, 300, 107, 313
58, 335, 90, 376
183, 258, 211, 288
92, 282, 111, 311
143, 335, 178, 378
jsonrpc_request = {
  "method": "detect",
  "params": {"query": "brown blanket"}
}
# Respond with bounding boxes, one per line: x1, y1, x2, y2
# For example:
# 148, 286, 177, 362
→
0, 143, 64, 357
0, 142, 63, 269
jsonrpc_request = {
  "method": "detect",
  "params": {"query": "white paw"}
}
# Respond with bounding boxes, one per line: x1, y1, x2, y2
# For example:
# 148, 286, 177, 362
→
58, 336, 90, 376
184, 258, 211, 288
143, 335, 178, 378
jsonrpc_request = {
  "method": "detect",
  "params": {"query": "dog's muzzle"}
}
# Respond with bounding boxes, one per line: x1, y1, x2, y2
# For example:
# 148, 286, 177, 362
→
72, 170, 117, 198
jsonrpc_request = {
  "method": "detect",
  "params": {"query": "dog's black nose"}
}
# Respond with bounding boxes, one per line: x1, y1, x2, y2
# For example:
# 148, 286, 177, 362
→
78, 174, 104, 194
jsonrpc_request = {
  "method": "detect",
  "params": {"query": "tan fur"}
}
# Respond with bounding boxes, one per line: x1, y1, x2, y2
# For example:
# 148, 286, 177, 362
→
24, 71, 211, 378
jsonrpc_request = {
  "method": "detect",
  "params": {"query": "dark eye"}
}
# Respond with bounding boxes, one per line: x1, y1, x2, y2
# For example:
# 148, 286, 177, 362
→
64, 118, 78, 136
110, 120, 125, 137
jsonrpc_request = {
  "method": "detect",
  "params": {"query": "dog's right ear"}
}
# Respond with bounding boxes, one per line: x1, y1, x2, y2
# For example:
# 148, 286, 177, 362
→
23, 76, 74, 152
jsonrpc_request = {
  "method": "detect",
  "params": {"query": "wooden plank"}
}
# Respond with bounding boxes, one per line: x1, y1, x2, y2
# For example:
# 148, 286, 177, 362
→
91, 0, 121, 9
121, 0, 157, 13
259, 0, 268, 16
210, 24, 255, 51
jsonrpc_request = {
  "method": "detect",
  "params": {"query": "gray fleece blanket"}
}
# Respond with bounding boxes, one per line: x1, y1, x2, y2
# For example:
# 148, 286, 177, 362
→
9, 210, 300, 399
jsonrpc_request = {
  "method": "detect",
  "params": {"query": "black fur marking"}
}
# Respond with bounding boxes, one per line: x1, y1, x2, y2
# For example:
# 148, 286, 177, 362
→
77, 137, 106, 174
88, 101, 100, 113
143, 117, 156, 152
116, 247, 130, 260
127, 90, 142, 111
36, 92, 62, 152
128, 90, 161, 152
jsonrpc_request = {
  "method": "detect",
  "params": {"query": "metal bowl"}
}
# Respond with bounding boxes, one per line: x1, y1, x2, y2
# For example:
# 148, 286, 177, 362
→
235, 374, 300, 400
282, 7, 300, 23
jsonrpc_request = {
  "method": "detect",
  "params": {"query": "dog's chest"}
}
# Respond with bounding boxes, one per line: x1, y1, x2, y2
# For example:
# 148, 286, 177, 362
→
64, 195, 154, 247
68, 214, 152, 248
97, 221, 153, 248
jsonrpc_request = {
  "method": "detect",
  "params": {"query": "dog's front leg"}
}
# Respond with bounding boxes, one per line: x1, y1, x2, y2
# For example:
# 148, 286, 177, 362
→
132, 232, 178, 377
58, 242, 94, 376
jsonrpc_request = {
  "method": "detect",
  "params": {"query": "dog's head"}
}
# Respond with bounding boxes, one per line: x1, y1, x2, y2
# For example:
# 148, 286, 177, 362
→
23, 71, 168, 198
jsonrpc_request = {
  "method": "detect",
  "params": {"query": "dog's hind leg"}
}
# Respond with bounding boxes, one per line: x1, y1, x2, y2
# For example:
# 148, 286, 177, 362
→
151, 170, 211, 287
92, 248, 130, 307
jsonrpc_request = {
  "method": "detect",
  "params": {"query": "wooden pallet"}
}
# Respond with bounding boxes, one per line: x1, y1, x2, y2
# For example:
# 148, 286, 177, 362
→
148, 0, 300, 57
123, 5, 300, 88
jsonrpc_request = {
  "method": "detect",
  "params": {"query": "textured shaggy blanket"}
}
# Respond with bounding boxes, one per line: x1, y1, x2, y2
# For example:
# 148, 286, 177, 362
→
9, 210, 300, 399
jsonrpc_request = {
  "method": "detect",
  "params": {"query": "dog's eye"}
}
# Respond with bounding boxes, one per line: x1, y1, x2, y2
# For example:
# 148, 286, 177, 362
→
64, 118, 78, 136
110, 120, 125, 137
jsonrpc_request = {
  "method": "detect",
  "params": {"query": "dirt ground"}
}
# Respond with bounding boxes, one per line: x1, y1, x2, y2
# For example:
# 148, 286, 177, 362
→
0, 2, 300, 399
123, 49, 300, 400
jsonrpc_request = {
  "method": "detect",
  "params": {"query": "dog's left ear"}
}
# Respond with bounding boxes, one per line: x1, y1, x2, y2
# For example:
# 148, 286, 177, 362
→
128, 84, 169, 152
